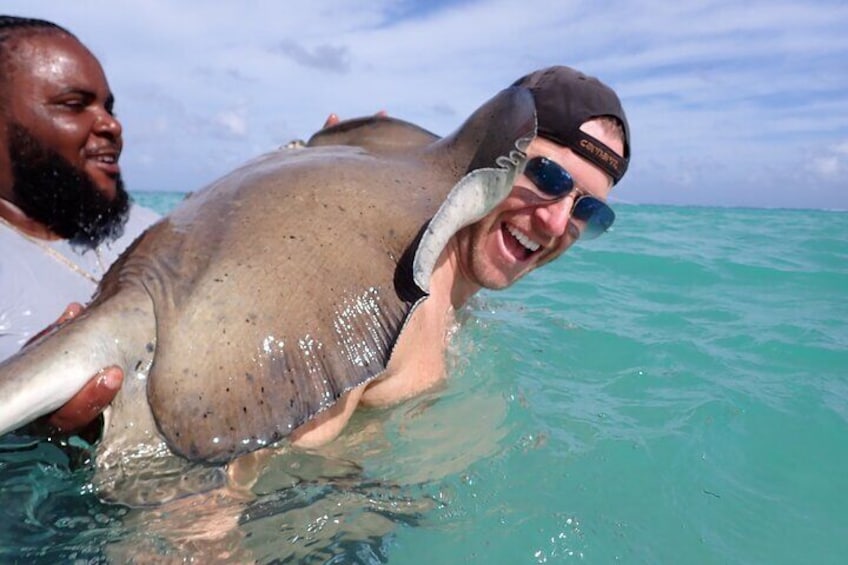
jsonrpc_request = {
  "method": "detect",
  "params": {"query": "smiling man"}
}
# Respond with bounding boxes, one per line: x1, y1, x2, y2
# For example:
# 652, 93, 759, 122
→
0, 16, 159, 425
288, 65, 630, 447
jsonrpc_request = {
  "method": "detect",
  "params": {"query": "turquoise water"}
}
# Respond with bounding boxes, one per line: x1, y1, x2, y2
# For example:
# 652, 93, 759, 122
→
1, 194, 846, 563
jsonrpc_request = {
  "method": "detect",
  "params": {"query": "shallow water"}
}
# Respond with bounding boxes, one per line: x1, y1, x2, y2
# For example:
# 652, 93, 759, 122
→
1, 194, 845, 563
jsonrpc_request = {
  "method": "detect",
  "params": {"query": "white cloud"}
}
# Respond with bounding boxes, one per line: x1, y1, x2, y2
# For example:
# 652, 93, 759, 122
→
807, 140, 848, 180
810, 156, 840, 178
216, 109, 248, 138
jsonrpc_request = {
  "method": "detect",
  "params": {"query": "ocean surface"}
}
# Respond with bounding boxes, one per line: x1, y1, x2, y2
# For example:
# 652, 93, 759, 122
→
1, 193, 845, 563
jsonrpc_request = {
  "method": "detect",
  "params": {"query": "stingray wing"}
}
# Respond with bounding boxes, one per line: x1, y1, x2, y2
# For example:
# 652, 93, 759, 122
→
145, 87, 536, 462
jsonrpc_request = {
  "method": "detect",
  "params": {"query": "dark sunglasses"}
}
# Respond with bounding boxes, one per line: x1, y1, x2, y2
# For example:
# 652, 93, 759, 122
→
522, 156, 615, 240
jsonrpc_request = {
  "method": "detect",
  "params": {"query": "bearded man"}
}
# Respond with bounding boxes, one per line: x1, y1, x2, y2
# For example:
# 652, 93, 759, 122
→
0, 16, 160, 429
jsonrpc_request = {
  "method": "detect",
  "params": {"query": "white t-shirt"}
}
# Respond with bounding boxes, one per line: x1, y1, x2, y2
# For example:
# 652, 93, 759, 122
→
0, 204, 160, 360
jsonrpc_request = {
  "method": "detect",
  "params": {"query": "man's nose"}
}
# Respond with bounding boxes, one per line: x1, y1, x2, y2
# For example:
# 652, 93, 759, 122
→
93, 110, 123, 139
533, 195, 574, 238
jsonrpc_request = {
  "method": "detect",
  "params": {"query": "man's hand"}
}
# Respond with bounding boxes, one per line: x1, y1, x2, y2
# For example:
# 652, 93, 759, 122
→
45, 366, 123, 433
28, 303, 124, 434
322, 110, 387, 129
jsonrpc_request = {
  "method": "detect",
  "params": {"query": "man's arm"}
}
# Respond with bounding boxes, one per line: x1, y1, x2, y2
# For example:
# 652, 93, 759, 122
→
287, 383, 367, 448
281, 284, 454, 448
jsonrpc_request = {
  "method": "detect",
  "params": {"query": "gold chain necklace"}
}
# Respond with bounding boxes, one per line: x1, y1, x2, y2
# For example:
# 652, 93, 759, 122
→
0, 214, 102, 284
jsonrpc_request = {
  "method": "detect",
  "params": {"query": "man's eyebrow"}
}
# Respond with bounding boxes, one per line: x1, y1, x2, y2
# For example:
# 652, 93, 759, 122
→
54, 86, 97, 101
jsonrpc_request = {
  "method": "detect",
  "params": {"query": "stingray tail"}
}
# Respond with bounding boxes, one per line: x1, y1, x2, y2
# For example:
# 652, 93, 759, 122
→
0, 290, 155, 437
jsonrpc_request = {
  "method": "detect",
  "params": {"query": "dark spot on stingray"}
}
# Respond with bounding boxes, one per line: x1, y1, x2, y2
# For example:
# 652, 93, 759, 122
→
289, 235, 296, 240
245, 372, 254, 382
134, 360, 143, 372
146, 342, 154, 353
243, 406, 247, 413
226, 387, 231, 393
289, 399, 294, 408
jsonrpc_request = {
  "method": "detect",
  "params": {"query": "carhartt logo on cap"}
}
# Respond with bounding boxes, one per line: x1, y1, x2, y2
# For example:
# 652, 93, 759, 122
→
568, 129, 628, 183
579, 138, 622, 174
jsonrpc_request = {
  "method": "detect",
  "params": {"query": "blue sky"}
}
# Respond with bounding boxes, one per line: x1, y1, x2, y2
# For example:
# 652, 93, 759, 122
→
9, 0, 848, 209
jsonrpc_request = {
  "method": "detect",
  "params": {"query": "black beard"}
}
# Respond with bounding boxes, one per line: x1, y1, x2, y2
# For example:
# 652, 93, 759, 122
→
8, 123, 130, 249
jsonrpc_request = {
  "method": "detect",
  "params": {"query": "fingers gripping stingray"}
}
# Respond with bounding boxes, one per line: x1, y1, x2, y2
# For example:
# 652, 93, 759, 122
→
0, 86, 537, 467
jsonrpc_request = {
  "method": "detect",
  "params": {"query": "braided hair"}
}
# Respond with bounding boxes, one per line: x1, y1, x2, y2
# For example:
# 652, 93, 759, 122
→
0, 15, 72, 41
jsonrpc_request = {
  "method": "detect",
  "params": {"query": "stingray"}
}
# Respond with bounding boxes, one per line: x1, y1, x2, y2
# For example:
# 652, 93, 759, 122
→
0, 86, 536, 504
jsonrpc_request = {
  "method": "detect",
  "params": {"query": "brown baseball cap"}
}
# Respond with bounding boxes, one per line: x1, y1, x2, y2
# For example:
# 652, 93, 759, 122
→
512, 65, 630, 185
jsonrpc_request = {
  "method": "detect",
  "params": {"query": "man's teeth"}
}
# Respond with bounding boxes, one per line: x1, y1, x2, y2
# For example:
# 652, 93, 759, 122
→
507, 225, 540, 253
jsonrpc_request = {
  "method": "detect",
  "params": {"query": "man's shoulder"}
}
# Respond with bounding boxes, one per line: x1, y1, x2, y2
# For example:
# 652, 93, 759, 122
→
98, 203, 161, 262
0, 225, 99, 359
126, 204, 161, 236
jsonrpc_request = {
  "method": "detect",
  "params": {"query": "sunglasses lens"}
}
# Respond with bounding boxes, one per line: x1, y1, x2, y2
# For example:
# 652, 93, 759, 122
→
524, 157, 574, 198
573, 197, 616, 239
525, 157, 615, 240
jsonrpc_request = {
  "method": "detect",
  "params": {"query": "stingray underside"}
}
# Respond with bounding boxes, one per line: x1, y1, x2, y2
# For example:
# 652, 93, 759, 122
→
140, 85, 537, 463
